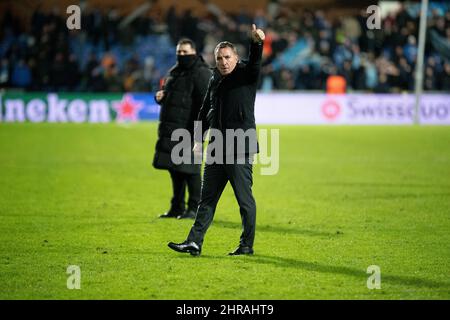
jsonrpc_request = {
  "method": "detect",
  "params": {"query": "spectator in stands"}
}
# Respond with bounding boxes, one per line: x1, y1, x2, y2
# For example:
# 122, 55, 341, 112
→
94, 53, 122, 92
84, 52, 100, 91
398, 57, 413, 91
104, 62, 122, 92
66, 53, 81, 91
439, 62, 450, 91
295, 64, 314, 90
0, 58, 10, 88
340, 60, 354, 90
326, 64, 346, 94
51, 52, 67, 90
404, 35, 418, 64
424, 65, 437, 91
11, 59, 31, 89
142, 56, 160, 92
374, 73, 390, 93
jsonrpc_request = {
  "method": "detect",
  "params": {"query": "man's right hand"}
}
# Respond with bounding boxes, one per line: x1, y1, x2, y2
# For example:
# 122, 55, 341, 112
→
251, 24, 265, 43
155, 90, 165, 102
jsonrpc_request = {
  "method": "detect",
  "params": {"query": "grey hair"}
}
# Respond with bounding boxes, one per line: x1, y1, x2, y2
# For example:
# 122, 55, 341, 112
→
214, 41, 238, 56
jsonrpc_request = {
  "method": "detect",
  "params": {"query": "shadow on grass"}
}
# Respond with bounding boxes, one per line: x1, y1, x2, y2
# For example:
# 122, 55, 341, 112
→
310, 182, 450, 200
192, 254, 449, 290
343, 192, 450, 201
213, 219, 334, 238
313, 182, 450, 189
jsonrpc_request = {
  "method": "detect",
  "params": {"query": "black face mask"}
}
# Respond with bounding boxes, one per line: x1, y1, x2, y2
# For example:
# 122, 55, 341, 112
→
177, 54, 196, 68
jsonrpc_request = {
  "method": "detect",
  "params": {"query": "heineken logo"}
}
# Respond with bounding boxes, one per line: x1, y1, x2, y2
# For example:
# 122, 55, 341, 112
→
0, 93, 159, 123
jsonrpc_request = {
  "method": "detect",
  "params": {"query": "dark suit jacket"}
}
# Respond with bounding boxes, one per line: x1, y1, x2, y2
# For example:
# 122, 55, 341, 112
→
196, 41, 263, 156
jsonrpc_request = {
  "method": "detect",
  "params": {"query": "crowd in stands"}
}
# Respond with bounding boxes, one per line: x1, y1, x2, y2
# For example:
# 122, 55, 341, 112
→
0, 1, 449, 93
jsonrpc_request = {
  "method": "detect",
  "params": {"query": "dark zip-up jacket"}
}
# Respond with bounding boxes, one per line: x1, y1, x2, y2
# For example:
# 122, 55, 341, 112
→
196, 40, 263, 156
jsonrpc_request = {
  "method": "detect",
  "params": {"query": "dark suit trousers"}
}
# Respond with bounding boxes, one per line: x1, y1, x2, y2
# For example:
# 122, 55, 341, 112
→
187, 158, 256, 248
169, 169, 201, 213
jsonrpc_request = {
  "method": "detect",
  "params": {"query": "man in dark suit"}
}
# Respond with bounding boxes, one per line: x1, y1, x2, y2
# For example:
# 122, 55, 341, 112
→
153, 38, 212, 219
168, 25, 265, 256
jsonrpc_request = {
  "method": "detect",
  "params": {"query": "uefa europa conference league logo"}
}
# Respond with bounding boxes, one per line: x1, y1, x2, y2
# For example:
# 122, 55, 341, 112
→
170, 121, 279, 175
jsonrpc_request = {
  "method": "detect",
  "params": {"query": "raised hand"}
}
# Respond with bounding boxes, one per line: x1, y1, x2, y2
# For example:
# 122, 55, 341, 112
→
251, 24, 265, 43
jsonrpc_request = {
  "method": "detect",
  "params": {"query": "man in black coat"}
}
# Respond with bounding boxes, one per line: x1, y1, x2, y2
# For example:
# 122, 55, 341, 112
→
153, 38, 212, 219
168, 25, 265, 256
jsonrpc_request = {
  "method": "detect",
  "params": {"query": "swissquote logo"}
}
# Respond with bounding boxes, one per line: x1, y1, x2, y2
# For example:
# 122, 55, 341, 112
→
321, 99, 341, 121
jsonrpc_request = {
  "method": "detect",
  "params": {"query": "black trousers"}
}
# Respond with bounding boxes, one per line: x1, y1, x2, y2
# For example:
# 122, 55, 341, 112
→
187, 157, 256, 248
169, 169, 201, 213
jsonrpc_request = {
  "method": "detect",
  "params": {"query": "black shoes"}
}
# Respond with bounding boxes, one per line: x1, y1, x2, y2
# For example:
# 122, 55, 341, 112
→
167, 242, 253, 257
159, 209, 196, 219
228, 246, 254, 256
177, 209, 196, 219
168, 241, 201, 256
159, 212, 180, 218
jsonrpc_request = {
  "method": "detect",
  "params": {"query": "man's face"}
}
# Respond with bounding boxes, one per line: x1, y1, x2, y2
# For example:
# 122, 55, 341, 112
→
176, 44, 196, 56
215, 47, 238, 75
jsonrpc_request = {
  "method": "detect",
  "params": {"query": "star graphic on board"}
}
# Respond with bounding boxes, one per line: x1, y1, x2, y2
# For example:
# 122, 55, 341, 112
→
112, 94, 144, 122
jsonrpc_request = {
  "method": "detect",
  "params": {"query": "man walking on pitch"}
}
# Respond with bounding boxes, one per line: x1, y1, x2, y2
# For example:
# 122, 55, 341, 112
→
168, 24, 265, 256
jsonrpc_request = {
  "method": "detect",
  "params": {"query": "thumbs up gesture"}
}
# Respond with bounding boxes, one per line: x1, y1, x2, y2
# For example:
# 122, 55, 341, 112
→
251, 24, 265, 43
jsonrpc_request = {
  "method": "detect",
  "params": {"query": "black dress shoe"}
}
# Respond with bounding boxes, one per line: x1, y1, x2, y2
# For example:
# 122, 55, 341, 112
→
168, 241, 201, 256
159, 211, 182, 218
228, 246, 254, 256
177, 209, 196, 219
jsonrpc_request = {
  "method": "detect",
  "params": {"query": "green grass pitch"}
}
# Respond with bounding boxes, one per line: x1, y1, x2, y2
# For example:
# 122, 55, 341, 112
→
0, 122, 449, 299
